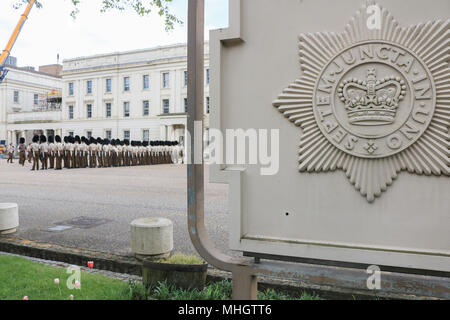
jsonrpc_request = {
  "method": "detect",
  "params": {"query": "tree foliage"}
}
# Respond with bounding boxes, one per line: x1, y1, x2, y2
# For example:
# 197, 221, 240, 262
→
14, 0, 182, 31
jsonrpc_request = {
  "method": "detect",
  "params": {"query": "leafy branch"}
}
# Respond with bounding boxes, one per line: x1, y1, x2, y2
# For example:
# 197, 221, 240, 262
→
13, 0, 182, 31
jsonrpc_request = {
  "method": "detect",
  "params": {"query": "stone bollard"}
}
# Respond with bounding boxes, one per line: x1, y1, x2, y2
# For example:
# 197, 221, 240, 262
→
131, 217, 173, 260
0, 203, 19, 235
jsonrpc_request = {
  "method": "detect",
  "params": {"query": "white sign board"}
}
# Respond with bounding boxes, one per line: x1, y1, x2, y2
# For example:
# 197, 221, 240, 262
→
210, 0, 450, 272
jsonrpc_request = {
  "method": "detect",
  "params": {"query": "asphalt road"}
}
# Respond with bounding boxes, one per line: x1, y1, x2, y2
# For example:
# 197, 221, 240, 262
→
0, 159, 233, 258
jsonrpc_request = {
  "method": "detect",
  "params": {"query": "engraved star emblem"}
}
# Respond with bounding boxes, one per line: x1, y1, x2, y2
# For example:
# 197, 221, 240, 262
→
273, 2, 449, 202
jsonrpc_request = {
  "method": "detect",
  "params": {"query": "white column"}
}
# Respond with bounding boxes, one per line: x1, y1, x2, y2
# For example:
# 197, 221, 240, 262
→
167, 125, 174, 141
160, 125, 167, 140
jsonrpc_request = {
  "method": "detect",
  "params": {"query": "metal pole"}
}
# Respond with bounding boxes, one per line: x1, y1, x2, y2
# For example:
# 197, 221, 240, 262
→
187, 0, 257, 300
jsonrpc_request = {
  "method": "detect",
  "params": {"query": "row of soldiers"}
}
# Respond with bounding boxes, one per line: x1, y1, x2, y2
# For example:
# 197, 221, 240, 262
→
26, 135, 184, 171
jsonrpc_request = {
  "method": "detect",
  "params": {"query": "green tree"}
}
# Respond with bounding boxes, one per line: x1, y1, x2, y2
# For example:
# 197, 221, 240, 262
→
14, 0, 182, 31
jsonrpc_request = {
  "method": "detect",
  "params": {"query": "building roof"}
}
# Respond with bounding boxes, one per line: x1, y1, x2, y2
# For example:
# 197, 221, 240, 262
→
4, 64, 62, 79
63, 42, 209, 63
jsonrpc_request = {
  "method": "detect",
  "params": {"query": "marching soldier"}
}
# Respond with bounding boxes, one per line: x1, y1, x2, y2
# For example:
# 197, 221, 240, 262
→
80, 137, 88, 168
110, 139, 118, 167
31, 135, 40, 171
103, 139, 110, 168
40, 135, 49, 170
48, 136, 56, 169
68, 136, 75, 169
96, 138, 104, 168
143, 141, 149, 165
125, 140, 132, 166
55, 135, 63, 170
18, 138, 26, 166
89, 137, 97, 168
146, 141, 152, 165
117, 140, 123, 167
63, 136, 70, 169
7, 143, 14, 163
27, 143, 32, 163
73, 136, 80, 168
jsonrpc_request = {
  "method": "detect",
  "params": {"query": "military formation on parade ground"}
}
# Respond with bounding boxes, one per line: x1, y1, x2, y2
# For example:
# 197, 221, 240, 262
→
11, 135, 184, 171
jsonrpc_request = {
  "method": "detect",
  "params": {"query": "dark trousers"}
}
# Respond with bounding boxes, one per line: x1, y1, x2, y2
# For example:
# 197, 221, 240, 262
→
49, 153, 55, 169
55, 153, 62, 170
40, 152, 48, 169
19, 151, 26, 166
32, 152, 40, 170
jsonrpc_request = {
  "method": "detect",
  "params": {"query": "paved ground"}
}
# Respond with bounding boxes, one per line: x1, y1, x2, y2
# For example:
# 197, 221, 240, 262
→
0, 159, 232, 257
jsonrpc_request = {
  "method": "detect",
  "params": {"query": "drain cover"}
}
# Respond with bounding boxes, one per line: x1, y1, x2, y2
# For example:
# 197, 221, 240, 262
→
47, 225, 73, 232
55, 216, 111, 229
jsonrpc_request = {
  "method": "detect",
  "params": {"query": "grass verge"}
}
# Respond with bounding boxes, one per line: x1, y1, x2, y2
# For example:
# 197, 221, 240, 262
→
0, 255, 321, 300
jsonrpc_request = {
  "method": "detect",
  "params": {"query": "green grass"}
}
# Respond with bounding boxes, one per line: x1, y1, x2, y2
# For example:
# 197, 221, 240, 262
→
0, 255, 321, 300
0, 255, 129, 300
157, 253, 204, 265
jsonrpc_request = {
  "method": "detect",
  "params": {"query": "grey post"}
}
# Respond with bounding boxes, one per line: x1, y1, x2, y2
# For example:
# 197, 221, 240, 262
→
187, 0, 258, 300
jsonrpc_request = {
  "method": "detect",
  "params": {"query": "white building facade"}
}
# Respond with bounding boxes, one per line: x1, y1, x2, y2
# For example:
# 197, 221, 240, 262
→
62, 43, 210, 144
1, 43, 210, 147
0, 65, 62, 145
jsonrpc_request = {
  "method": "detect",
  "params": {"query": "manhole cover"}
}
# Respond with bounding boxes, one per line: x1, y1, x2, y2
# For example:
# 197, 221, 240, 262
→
46, 226, 73, 232
55, 216, 112, 229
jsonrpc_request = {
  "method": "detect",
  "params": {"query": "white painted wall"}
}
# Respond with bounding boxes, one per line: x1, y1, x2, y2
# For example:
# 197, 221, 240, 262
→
2, 43, 211, 144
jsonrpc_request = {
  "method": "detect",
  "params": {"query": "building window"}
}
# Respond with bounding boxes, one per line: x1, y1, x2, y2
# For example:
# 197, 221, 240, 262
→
68, 82, 74, 96
34, 94, 39, 106
206, 69, 210, 84
206, 97, 210, 114
105, 130, 112, 140
124, 130, 130, 140
184, 71, 188, 87
143, 130, 149, 142
106, 103, 112, 118
86, 104, 92, 118
124, 77, 130, 91
69, 131, 74, 137
184, 98, 188, 113
106, 78, 112, 93
13, 91, 19, 103
143, 100, 150, 116
162, 72, 170, 88
123, 102, 130, 117
143, 75, 150, 90
68, 105, 74, 120
87, 80, 92, 94
162, 99, 170, 114
86, 131, 92, 139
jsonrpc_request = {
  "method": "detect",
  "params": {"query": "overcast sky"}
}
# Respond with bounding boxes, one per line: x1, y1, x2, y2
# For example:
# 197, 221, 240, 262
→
0, 0, 228, 68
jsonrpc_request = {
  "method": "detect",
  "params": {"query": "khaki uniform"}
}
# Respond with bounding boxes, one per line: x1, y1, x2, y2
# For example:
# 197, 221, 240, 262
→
7, 145, 14, 163
18, 144, 26, 166
80, 143, 88, 168
55, 142, 64, 170
89, 143, 97, 168
117, 145, 123, 167
103, 144, 109, 167
97, 143, 103, 168
64, 143, 71, 168
27, 145, 32, 163
31, 143, 40, 171
48, 142, 56, 169
40, 143, 49, 170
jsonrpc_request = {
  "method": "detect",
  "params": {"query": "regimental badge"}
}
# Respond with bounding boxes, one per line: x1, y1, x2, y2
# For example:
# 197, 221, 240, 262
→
273, 2, 449, 202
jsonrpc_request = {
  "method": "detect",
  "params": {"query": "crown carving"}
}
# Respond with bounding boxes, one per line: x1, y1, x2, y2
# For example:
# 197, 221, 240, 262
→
338, 68, 406, 126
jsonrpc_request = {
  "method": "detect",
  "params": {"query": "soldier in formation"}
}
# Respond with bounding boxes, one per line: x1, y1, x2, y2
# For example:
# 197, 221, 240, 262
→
20, 134, 184, 171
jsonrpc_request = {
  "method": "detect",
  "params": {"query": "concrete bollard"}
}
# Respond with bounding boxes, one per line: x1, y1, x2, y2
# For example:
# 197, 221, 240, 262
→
131, 217, 173, 260
0, 203, 19, 235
